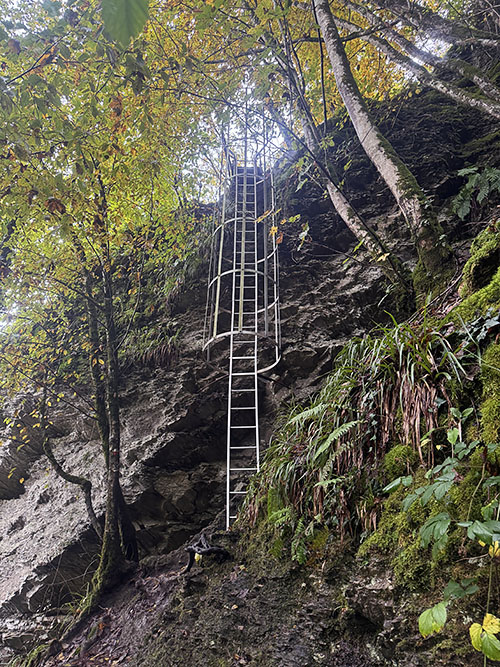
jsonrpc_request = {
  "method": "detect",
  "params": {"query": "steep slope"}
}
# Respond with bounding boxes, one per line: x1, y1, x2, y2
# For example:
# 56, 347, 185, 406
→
1, 87, 499, 666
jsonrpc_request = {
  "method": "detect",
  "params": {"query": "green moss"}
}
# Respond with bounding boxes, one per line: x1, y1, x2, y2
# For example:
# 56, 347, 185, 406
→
461, 129, 500, 159
448, 451, 485, 521
309, 526, 329, 552
448, 265, 500, 324
383, 444, 418, 479
481, 342, 500, 443
413, 253, 455, 300
392, 535, 428, 589
459, 225, 500, 298
357, 474, 430, 589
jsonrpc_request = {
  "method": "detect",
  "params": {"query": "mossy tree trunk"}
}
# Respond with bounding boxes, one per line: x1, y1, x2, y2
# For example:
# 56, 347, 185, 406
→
94, 265, 125, 591
313, 0, 453, 283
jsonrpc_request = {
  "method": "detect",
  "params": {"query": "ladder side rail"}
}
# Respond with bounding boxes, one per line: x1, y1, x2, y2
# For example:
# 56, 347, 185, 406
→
226, 147, 240, 531
252, 164, 260, 472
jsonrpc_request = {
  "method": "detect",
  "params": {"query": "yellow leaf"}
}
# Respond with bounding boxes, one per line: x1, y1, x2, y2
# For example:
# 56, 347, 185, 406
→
483, 614, 500, 635
489, 542, 500, 558
19, 477, 24, 484
269, 225, 278, 236
98, 359, 105, 365
470, 623, 483, 651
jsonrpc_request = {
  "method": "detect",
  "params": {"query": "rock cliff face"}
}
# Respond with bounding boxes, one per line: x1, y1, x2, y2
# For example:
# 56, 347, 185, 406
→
0, 89, 494, 666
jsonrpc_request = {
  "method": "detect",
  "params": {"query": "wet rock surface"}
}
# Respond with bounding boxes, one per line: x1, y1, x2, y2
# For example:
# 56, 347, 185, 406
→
0, 89, 493, 665
0, 210, 390, 665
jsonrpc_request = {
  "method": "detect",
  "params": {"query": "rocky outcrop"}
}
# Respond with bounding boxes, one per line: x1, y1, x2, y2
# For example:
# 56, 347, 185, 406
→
0, 211, 392, 664
1, 87, 493, 664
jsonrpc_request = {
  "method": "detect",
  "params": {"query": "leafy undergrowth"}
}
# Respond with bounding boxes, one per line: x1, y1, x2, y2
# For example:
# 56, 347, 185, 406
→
241, 233, 500, 662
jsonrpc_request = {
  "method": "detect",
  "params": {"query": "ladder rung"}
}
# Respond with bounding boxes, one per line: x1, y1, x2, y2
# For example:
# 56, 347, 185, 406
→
233, 372, 255, 376
229, 515, 238, 519
231, 407, 255, 410
229, 491, 248, 495
232, 357, 254, 360
231, 389, 255, 393
230, 467, 258, 471
230, 425, 257, 429
230, 445, 258, 450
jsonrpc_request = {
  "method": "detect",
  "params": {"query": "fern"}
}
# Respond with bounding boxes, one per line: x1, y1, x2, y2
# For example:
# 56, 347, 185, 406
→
268, 506, 293, 528
288, 402, 327, 427
312, 420, 359, 463
452, 166, 500, 220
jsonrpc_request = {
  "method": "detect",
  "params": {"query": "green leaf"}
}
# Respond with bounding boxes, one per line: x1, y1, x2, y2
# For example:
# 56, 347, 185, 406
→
289, 403, 326, 427
443, 579, 478, 601
419, 608, 435, 638
420, 513, 450, 548
419, 602, 447, 638
102, 0, 149, 47
481, 632, 500, 661
383, 475, 413, 494
312, 420, 359, 462
383, 476, 403, 493
432, 602, 447, 628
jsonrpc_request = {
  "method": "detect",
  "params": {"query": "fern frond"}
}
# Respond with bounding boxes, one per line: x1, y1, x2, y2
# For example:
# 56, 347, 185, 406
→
312, 420, 359, 463
289, 403, 327, 427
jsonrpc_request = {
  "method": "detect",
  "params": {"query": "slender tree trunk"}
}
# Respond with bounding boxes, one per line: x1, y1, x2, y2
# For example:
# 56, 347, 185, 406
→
333, 15, 500, 120
313, 0, 452, 281
73, 211, 139, 570
371, 0, 500, 46
43, 438, 103, 539
93, 267, 126, 591
342, 0, 500, 105
246, 1, 411, 289
84, 269, 110, 455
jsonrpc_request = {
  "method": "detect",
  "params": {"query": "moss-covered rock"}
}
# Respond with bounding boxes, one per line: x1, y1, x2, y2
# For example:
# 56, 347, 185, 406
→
449, 264, 500, 324
383, 444, 418, 479
481, 342, 500, 443
459, 224, 500, 298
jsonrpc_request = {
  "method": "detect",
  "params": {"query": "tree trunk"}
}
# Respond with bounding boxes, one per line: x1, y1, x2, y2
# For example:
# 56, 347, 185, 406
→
93, 267, 126, 593
246, 1, 411, 289
313, 0, 452, 282
43, 437, 103, 540
371, 0, 500, 47
84, 265, 138, 561
342, 0, 500, 104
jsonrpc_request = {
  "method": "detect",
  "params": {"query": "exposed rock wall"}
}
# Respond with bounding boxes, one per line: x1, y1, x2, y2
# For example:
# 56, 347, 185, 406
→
0, 87, 494, 664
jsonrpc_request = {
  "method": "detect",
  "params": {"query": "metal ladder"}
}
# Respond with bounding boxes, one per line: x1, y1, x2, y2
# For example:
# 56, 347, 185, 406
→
226, 164, 260, 528
203, 113, 281, 530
